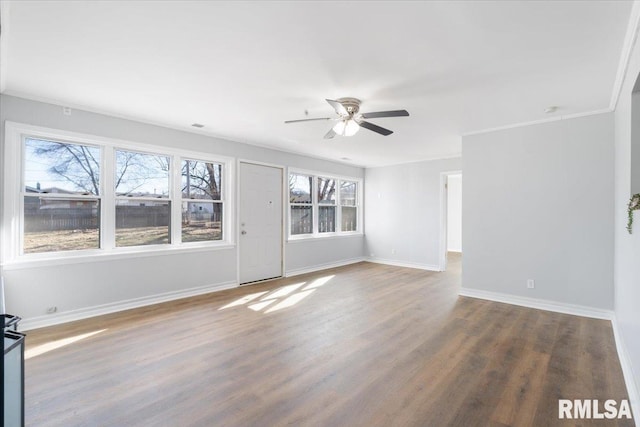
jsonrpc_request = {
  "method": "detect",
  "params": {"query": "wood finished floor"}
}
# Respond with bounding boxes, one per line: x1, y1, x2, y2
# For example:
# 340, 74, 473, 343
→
24, 254, 633, 427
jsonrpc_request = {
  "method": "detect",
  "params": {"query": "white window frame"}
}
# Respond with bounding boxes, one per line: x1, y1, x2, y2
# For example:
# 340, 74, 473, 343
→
339, 179, 359, 233
114, 147, 172, 248
288, 172, 314, 236
317, 176, 338, 234
180, 158, 225, 244
287, 168, 363, 241
2, 122, 235, 267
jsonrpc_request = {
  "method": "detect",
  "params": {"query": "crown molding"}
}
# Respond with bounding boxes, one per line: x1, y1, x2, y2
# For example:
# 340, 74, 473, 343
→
461, 108, 613, 138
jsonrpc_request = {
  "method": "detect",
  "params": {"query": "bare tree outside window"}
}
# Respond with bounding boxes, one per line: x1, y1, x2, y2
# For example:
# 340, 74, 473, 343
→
317, 178, 336, 204
116, 150, 170, 197
182, 160, 222, 200
25, 137, 101, 195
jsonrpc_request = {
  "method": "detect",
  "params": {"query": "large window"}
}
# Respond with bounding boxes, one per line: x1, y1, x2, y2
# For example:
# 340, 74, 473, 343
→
4, 123, 232, 260
23, 137, 101, 254
288, 171, 361, 237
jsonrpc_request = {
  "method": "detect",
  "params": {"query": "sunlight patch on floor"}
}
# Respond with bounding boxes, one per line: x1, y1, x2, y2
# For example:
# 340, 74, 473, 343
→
218, 291, 270, 310
262, 282, 306, 300
218, 275, 335, 313
303, 275, 335, 290
265, 289, 316, 313
248, 299, 276, 311
25, 329, 107, 360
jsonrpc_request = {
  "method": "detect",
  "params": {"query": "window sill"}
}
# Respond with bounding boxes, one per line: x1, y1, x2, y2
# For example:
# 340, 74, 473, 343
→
287, 232, 363, 243
1, 242, 236, 270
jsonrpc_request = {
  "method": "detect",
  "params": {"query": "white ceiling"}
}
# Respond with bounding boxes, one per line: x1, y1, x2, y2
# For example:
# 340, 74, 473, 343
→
0, 1, 634, 167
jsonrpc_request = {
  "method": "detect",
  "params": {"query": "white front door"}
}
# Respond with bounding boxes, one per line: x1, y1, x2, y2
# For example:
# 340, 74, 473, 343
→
239, 162, 283, 284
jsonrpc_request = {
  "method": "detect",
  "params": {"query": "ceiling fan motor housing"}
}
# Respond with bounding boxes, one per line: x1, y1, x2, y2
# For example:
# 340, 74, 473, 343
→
336, 97, 361, 117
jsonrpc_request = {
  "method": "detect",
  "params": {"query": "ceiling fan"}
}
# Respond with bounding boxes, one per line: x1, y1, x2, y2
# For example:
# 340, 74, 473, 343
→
284, 98, 409, 139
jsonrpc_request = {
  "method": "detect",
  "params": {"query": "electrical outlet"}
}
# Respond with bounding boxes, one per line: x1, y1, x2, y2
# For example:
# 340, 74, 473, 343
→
62, 107, 72, 116
391, 248, 396, 255
46, 306, 57, 314
370, 253, 375, 257
527, 279, 535, 289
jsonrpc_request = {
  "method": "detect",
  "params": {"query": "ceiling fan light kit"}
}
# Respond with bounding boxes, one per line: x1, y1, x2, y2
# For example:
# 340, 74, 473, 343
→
333, 119, 360, 137
285, 97, 409, 139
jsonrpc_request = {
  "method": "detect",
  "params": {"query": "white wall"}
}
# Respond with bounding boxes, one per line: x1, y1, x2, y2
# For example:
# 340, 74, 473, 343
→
613, 18, 640, 414
286, 236, 365, 275
462, 112, 615, 310
364, 157, 462, 270
631, 90, 640, 194
447, 174, 462, 252
0, 95, 365, 328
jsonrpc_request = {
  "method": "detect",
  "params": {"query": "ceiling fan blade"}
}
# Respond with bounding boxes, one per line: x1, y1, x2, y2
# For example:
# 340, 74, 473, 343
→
284, 117, 332, 124
324, 128, 337, 139
357, 120, 394, 136
326, 99, 349, 116
360, 110, 409, 119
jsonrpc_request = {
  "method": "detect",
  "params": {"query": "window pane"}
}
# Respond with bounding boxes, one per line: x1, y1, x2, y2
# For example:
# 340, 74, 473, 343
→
289, 174, 312, 204
182, 202, 222, 242
291, 206, 312, 235
115, 200, 170, 247
342, 206, 357, 232
115, 150, 170, 197
23, 196, 99, 253
318, 178, 336, 204
24, 137, 101, 195
340, 181, 357, 206
319, 206, 336, 233
182, 160, 222, 200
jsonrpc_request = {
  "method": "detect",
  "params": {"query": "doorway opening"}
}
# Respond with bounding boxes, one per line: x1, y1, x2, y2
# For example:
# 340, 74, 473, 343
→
439, 171, 462, 271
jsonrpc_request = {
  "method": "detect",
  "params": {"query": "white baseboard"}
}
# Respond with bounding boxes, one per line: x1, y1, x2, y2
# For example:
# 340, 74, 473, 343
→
611, 315, 640, 421
285, 257, 366, 277
19, 280, 238, 331
458, 288, 614, 320
366, 257, 441, 272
